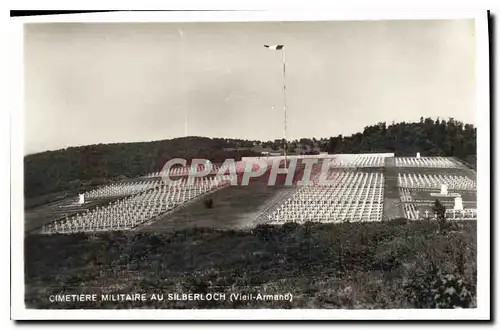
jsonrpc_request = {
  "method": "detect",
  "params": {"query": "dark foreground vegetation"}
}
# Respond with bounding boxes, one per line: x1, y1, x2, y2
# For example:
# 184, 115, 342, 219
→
25, 117, 476, 198
25, 220, 476, 309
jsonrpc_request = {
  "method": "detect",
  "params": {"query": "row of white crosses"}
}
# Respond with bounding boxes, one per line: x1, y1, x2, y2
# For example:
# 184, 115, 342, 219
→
445, 208, 477, 220
267, 171, 385, 224
399, 188, 477, 220
146, 161, 250, 178
402, 205, 477, 221
146, 154, 389, 179
328, 155, 385, 168
400, 188, 421, 220
41, 177, 229, 235
253, 162, 324, 223
84, 181, 161, 200
398, 173, 476, 191
395, 157, 462, 168
147, 164, 218, 178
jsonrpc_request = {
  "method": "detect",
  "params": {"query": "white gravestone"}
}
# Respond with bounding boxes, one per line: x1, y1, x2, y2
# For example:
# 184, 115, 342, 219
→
440, 184, 448, 196
454, 196, 464, 211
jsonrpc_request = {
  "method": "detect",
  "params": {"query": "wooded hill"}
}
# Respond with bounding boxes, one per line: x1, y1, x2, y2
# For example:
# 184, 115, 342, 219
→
24, 117, 476, 198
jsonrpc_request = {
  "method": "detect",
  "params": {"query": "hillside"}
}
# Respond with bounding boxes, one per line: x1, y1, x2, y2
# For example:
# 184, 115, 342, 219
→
24, 137, 261, 198
24, 117, 476, 199
24, 220, 477, 309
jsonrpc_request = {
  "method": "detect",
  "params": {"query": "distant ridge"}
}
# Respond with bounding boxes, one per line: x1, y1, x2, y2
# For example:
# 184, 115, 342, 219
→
24, 118, 476, 198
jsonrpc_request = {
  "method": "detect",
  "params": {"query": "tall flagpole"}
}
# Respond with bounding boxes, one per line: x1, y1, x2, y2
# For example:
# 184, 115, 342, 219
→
264, 44, 287, 166
281, 47, 287, 166
179, 28, 188, 137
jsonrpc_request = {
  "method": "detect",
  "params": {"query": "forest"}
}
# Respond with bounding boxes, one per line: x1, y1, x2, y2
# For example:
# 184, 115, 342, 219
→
24, 117, 476, 198
323, 117, 476, 164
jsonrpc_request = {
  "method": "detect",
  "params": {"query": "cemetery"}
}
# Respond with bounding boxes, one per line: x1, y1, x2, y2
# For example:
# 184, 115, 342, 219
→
36, 153, 477, 235
41, 176, 229, 234
394, 151, 477, 221
395, 156, 466, 169
397, 172, 476, 191
83, 181, 162, 200
266, 171, 385, 223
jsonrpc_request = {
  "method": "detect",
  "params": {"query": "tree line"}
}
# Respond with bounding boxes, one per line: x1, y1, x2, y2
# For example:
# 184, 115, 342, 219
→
24, 117, 476, 198
24, 137, 260, 198
324, 117, 476, 163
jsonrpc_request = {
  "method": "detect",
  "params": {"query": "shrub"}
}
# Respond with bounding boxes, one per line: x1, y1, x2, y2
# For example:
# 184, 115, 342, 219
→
281, 221, 300, 234
389, 217, 408, 225
253, 224, 278, 243
203, 198, 214, 209
147, 234, 162, 247
403, 263, 475, 308
433, 199, 447, 233
371, 251, 402, 272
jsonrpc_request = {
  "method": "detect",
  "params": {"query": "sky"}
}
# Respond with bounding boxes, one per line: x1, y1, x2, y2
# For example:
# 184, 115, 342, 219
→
24, 20, 476, 155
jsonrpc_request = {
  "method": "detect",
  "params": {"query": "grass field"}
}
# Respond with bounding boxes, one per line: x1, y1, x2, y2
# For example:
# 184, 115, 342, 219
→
141, 166, 317, 231
24, 220, 476, 309
140, 182, 294, 232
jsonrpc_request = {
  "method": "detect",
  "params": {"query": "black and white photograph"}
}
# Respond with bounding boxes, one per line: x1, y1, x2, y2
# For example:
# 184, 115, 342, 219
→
9, 10, 490, 320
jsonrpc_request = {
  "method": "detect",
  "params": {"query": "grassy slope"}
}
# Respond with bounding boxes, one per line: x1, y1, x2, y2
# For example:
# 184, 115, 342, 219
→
141, 183, 293, 232
141, 167, 307, 231
25, 220, 476, 309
